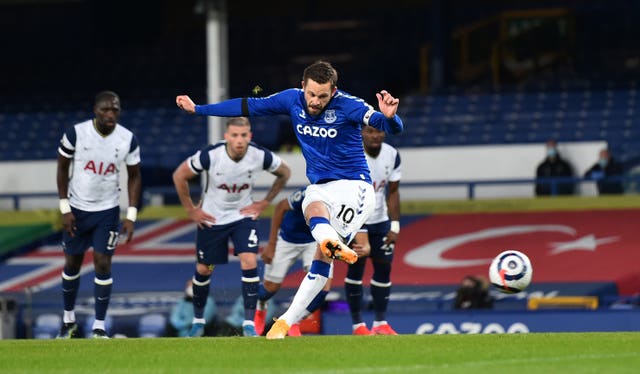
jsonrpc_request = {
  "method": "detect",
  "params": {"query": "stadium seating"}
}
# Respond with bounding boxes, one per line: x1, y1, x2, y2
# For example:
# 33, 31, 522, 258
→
2, 84, 639, 170
390, 84, 640, 166
1, 107, 207, 171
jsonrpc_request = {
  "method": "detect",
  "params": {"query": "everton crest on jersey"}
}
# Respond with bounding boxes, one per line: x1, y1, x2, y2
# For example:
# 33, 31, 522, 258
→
323, 109, 337, 124
246, 88, 381, 184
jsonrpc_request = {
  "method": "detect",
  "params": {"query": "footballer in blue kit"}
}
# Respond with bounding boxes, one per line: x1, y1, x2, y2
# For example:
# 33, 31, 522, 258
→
254, 187, 328, 336
193, 88, 397, 184
278, 188, 315, 244
176, 60, 403, 339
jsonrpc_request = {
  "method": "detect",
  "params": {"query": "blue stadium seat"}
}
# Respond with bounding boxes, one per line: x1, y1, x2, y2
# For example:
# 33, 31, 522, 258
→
3, 84, 639, 168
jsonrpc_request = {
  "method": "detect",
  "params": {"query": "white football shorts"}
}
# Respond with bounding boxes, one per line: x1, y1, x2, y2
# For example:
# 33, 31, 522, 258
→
302, 180, 375, 243
264, 237, 336, 283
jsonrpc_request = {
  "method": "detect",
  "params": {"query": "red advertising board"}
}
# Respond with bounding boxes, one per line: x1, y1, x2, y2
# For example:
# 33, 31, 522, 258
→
320, 209, 640, 295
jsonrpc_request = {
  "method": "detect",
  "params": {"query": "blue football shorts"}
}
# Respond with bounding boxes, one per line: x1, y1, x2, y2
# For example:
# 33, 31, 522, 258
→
62, 206, 120, 256
364, 221, 395, 262
195, 217, 258, 265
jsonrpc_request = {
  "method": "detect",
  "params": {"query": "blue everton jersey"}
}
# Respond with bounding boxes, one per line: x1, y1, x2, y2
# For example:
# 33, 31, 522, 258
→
245, 89, 402, 184
279, 187, 314, 244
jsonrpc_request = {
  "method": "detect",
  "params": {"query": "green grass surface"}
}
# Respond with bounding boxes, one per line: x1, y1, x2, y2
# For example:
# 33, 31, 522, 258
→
1, 333, 639, 373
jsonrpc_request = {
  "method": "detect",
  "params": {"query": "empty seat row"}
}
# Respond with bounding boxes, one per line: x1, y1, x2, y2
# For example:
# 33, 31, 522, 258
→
2, 88, 640, 165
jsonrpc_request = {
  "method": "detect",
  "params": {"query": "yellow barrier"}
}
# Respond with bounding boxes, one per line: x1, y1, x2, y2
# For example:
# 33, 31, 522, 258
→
528, 296, 599, 310
3, 195, 640, 223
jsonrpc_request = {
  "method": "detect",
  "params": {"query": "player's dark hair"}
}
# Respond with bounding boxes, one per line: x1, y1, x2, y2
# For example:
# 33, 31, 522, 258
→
95, 90, 120, 105
303, 61, 338, 88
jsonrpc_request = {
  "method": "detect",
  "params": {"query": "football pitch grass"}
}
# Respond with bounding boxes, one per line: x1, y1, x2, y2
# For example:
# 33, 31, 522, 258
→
1, 332, 638, 373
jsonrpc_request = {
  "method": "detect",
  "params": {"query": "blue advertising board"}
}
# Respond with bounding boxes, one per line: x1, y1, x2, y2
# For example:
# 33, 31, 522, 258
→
322, 309, 640, 335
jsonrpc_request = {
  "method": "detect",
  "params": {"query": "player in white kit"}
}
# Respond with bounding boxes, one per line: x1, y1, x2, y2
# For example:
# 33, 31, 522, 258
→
56, 91, 141, 339
345, 126, 402, 335
172, 117, 290, 337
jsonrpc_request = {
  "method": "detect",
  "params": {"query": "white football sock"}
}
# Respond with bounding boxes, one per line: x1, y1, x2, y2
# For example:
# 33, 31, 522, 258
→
353, 322, 367, 331
279, 272, 328, 325
63, 310, 75, 324
310, 222, 339, 244
92, 319, 105, 331
373, 320, 388, 328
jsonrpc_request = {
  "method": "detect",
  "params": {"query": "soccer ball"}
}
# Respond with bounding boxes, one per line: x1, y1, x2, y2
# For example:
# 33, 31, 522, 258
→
489, 250, 533, 294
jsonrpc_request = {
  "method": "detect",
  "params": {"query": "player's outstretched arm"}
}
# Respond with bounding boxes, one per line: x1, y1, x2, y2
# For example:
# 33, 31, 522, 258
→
176, 94, 246, 117
176, 95, 196, 114
376, 90, 400, 119
369, 90, 403, 134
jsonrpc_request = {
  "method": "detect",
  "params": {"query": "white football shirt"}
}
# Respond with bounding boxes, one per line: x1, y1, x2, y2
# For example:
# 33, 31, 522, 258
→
365, 142, 401, 224
58, 119, 141, 211
188, 141, 282, 226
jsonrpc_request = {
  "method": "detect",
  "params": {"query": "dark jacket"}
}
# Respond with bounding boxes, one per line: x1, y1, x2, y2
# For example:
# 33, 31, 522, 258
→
584, 158, 625, 194
453, 277, 494, 310
535, 156, 575, 195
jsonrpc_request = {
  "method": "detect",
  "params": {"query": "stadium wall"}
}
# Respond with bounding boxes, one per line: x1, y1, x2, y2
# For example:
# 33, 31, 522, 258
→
0, 141, 606, 210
